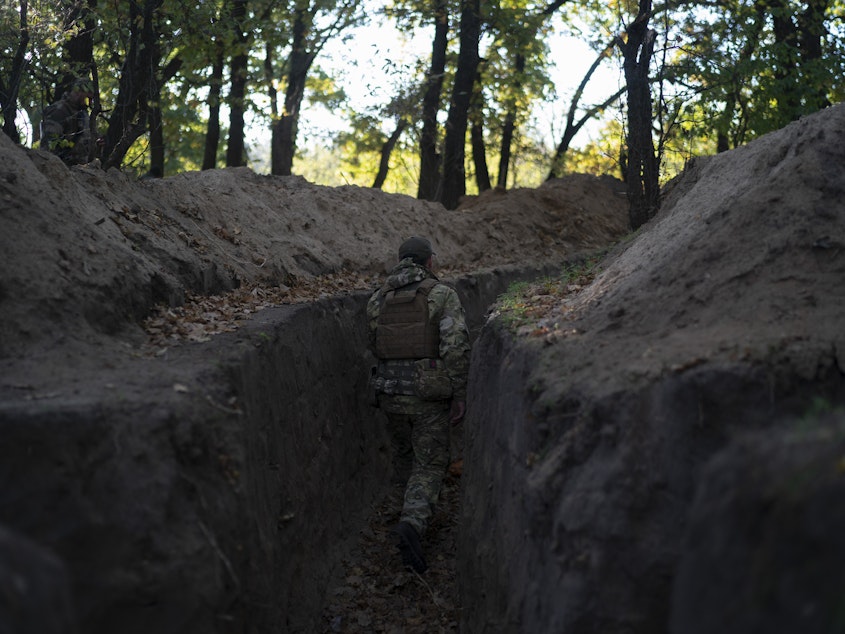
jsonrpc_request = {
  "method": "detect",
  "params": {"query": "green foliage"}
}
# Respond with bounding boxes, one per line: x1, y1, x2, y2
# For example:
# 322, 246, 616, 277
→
560, 254, 602, 284
554, 117, 626, 180
493, 255, 605, 332
662, 0, 845, 149
495, 280, 533, 330
1, 1, 68, 139
3, 0, 844, 185
310, 122, 421, 192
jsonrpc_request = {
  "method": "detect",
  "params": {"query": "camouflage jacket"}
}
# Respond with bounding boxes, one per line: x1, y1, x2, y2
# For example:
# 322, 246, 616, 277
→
367, 259, 471, 400
40, 98, 91, 164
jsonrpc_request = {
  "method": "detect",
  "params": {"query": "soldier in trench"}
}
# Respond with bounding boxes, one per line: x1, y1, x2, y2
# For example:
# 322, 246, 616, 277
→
367, 236, 471, 573
39, 77, 100, 166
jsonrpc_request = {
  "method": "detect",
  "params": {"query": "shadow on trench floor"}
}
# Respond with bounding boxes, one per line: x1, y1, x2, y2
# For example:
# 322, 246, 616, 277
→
321, 467, 462, 633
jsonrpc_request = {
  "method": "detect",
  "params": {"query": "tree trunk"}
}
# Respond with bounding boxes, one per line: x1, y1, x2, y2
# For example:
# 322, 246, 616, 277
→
272, 7, 316, 176
469, 64, 490, 192
762, 0, 831, 124
716, 87, 739, 153
797, 0, 831, 111
62, 0, 99, 160
417, 0, 449, 201
496, 53, 524, 189
471, 123, 491, 192
87, 65, 101, 162
768, 0, 803, 122
619, 0, 659, 230
203, 43, 225, 170
497, 111, 515, 189
226, 0, 249, 167
60, 0, 97, 91
0, 0, 30, 143
148, 103, 164, 177
103, 0, 161, 169
439, 0, 480, 210
145, 27, 165, 177
372, 119, 407, 189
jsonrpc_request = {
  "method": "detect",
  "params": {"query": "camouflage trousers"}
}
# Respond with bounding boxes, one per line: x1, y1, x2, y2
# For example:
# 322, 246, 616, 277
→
382, 400, 451, 537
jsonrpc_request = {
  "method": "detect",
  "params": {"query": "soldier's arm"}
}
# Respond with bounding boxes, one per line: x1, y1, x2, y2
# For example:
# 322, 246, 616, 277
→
365, 290, 382, 351
40, 103, 73, 152
40, 116, 64, 150
435, 288, 471, 399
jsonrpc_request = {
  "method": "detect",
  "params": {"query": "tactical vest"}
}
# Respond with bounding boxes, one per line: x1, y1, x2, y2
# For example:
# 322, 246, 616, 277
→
375, 278, 440, 360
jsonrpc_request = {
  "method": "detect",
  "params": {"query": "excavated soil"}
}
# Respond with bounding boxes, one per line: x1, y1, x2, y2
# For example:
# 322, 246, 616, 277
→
0, 137, 628, 398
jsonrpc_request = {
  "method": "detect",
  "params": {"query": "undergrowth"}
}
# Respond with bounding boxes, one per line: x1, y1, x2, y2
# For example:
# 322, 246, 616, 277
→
494, 255, 603, 333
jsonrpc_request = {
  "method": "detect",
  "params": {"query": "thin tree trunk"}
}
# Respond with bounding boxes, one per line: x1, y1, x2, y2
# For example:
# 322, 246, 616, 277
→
471, 123, 491, 192
496, 53, 524, 189
439, 0, 480, 210
491, 0, 569, 185
87, 65, 101, 162
619, 0, 659, 230
203, 42, 225, 170
63, 0, 98, 160
272, 7, 316, 176
146, 30, 165, 177
372, 120, 407, 189
264, 40, 278, 119
469, 65, 490, 192
417, 0, 449, 201
797, 0, 831, 111
769, 0, 802, 122
148, 105, 164, 176
226, 0, 248, 167
0, 0, 29, 142
765, 0, 831, 120
103, 0, 161, 169
497, 112, 515, 189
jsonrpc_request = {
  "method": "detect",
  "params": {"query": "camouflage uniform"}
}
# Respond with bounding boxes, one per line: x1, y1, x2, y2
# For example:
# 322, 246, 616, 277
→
40, 95, 92, 165
367, 258, 471, 537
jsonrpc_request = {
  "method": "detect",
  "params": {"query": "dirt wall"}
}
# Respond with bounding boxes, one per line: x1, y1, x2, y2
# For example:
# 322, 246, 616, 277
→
0, 263, 559, 634
460, 327, 845, 632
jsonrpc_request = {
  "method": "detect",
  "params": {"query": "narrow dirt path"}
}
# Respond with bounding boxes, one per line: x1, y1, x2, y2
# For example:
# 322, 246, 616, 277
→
321, 469, 462, 633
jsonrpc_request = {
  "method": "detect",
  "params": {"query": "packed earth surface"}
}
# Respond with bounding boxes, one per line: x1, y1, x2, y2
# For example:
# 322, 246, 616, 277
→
1, 102, 845, 634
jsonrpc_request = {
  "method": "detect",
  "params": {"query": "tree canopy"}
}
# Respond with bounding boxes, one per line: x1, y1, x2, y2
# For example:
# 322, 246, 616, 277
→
1, 0, 842, 218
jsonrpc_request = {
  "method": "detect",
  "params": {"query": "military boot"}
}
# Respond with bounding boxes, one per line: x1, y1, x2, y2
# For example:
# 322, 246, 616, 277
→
391, 521, 427, 573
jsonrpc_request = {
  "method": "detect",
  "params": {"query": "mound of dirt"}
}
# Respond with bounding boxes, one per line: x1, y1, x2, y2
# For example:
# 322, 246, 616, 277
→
530, 103, 845, 403
0, 134, 628, 391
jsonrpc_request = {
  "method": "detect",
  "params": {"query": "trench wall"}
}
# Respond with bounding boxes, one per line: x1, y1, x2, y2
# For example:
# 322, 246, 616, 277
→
459, 324, 845, 633
0, 263, 560, 634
